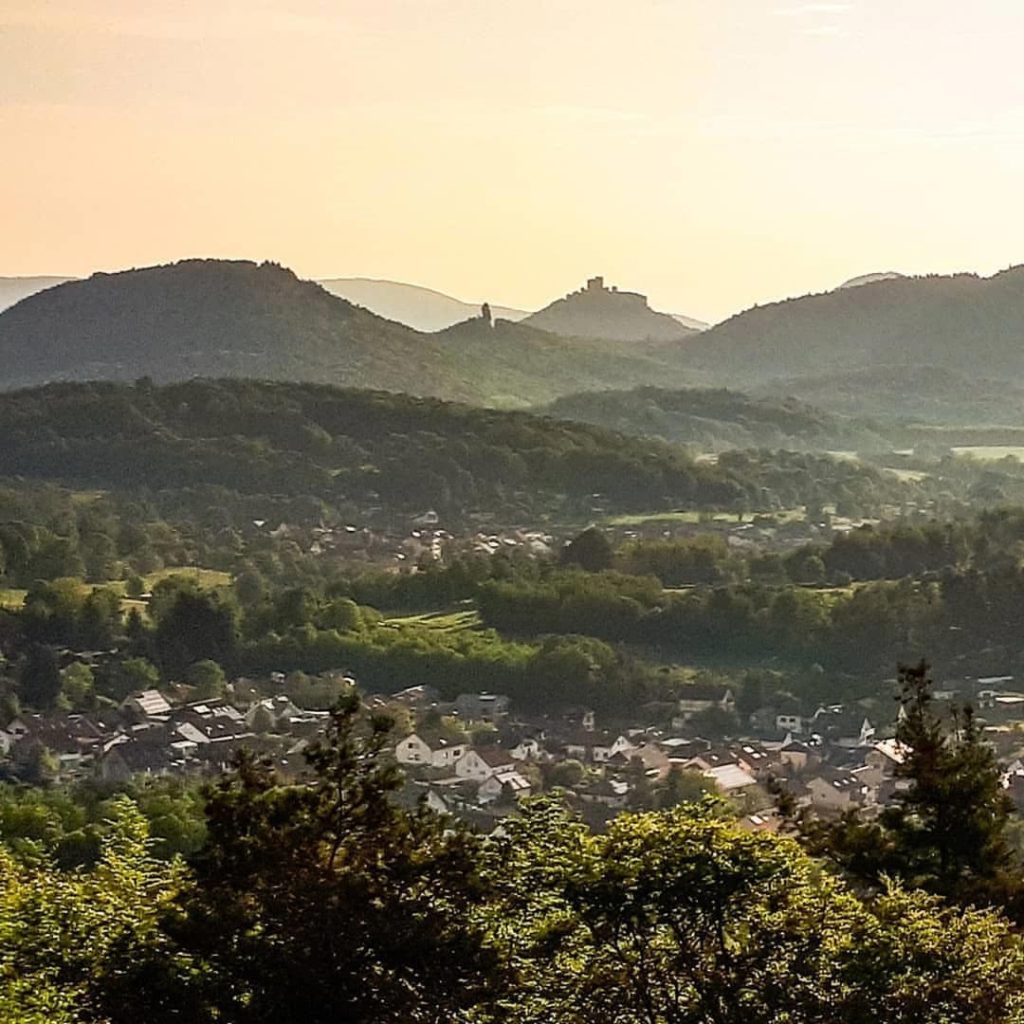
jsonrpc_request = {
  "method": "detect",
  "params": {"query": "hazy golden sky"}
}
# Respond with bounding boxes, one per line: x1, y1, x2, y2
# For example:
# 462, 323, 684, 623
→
4, 0, 1024, 321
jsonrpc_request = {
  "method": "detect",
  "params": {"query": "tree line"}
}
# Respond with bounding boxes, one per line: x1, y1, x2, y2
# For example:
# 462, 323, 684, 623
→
5, 684, 1024, 1024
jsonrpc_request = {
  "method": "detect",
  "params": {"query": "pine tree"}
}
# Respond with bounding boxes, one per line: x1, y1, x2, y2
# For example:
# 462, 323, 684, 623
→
882, 660, 1018, 908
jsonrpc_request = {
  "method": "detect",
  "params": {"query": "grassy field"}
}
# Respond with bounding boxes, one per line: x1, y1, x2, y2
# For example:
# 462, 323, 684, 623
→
883, 467, 930, 482
0, 567, 232, 613
604, 507, 806, 527
605, 510, 746, 527
143, 567, 232, 589
951, 445, 1024, 462
384, 609, 482, 633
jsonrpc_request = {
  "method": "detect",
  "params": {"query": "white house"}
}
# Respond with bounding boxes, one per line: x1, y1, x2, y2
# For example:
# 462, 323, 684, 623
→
395, 733, 434, 766
455, 748, 516, 782
395, 733, 468, 769
564, 732, 636, 763
430, 741, 468, 771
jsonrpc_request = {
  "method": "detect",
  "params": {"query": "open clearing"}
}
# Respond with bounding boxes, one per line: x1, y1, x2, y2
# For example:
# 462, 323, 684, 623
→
951, 445, 1024, 462
143, 567, 232, 589
385, 609, 481, 633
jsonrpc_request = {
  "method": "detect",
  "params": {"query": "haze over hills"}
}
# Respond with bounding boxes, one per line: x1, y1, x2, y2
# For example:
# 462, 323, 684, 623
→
0, 259, 698, 406
4, 271, 710, 333
318, 277, 528, 332
0, 276, 73, 312
523, 276, 695, 342
681, 265, 1024, 388
12, 259, 1024, 428
837, 271, 906, 290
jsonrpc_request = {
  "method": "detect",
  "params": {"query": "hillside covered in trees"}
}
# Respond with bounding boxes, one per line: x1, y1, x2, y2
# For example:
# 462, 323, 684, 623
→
539, 386, 890, 450
0, 379, 914, 522
0, 261, 698, 406
681, 265, 1024, 388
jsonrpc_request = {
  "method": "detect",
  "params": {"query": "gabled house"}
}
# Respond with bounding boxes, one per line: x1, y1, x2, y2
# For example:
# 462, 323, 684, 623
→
561, 731, 635, 764
245, 695, 301, 730
394, 730, 470, 770
454, 747, 516, 782
804, 765, 873, 814
395, 733, 433, 766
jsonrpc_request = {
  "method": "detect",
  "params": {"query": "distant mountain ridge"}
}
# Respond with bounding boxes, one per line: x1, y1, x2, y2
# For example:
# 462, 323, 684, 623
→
2, 271, 708, 333
681, 265, 1024, 386
0, 259, 699, 405
523, 276, 694, 342
318, 277, 527, 332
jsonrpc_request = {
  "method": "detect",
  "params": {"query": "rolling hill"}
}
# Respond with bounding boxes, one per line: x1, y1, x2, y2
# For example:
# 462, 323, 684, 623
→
537, 386, 889, 451
3, 272, 709, 334
0, 378, 913, 520
522, 276, 695, 342
0, 378, 748, 516
0, 259, 699, 406
682, 265, 1024, 386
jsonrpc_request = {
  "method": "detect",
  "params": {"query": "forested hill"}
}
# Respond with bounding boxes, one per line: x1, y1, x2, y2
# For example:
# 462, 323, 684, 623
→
523, 278, 692, 342
680, 265, 1024, 384
0, 260, 696, 405
0, 379, 909, 518
539, 386, 890, 450
0, 379, 740, 515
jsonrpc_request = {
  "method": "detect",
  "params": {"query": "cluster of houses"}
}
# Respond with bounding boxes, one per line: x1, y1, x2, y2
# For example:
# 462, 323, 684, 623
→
376, 682, 917, 829
6, 669, 1024, 833
258, 511, 557, 570
0, 686, 332, 784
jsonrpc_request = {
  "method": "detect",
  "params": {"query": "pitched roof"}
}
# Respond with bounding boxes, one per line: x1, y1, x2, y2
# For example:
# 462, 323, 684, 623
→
124, 690, 172, 717
704, 763, 758, 791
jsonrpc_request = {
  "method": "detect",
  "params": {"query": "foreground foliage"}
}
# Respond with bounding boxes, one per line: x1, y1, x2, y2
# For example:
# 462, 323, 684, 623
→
3, 699, 1024, 1023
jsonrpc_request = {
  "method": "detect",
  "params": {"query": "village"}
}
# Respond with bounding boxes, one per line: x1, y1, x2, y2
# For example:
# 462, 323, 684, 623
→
7, 667, 1024, 834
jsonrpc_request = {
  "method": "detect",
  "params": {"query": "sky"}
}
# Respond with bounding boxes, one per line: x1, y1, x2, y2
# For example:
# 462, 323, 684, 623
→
4, 1, 1024, 323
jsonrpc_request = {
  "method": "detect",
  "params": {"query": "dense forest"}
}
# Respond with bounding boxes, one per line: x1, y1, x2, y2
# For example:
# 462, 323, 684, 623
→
540, 385, 889, 450
0, 379, 916, 525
